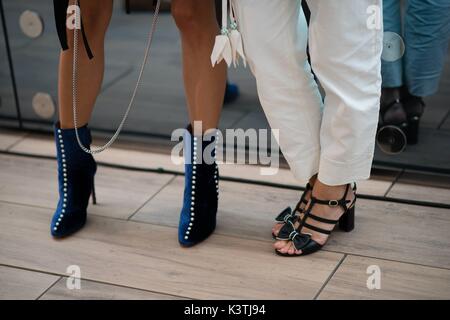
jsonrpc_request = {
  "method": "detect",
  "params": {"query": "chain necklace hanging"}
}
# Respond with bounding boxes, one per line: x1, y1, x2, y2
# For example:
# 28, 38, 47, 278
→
72, 0, 161, 154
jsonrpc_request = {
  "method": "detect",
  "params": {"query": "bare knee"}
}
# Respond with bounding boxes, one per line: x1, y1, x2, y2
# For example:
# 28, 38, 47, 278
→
78, 0, 112, 35
171, 0, 215, 35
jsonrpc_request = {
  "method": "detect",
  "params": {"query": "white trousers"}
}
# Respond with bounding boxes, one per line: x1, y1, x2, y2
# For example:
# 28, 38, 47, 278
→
232, 0, 383, 185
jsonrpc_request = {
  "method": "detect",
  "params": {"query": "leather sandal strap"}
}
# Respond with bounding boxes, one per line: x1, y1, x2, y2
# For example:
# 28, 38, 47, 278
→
302, 221, 333, 235
292, 182, 312, 213
309, 183, 352, 211
307, 212, 339, 224
297, 184, 353, 234
309, 197, 350, 210
292, 202, 304, 215
296, 197, 308, 207
349, 183, 357, 207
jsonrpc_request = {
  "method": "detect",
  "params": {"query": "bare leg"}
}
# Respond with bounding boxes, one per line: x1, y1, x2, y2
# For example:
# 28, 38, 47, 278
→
58, 0, 113, 129
172, 0, 227, 131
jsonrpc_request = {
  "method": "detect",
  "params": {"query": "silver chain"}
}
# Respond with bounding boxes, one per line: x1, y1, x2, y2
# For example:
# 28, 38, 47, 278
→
72, 0, 161, 154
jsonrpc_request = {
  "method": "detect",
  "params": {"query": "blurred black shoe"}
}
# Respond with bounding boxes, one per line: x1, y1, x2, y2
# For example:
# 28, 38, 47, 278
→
377, 87, 408, 154
224, 81, 240, 105
401, 87, 425, 145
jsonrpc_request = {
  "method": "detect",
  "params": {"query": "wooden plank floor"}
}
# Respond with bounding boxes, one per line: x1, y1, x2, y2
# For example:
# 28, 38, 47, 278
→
0, 265, 59, 300
0, 154, 175, 220
0, 128, 27, 151
387, 171, 450, 205
318, 255, 450, 300
0, 131, 449, 299
134, 177, 450, 268
0, 201, 343, 300
40, 278, 185, 300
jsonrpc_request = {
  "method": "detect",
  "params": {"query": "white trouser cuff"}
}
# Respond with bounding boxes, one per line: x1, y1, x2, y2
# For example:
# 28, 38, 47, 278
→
287, 147, 320, 184
317, 152, 375, 186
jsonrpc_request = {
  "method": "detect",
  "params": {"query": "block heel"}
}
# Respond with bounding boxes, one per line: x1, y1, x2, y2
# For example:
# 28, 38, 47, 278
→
338, 205, 355, 232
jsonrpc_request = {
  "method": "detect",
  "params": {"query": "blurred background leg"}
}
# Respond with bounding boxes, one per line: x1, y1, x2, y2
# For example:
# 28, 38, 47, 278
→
402, 0, 450, 144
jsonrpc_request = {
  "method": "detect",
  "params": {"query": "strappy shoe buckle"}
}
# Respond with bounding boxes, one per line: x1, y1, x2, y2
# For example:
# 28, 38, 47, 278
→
328, 200, 339, 207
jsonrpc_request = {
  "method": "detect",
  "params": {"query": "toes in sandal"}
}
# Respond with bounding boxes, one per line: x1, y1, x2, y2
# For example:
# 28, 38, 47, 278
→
272, 182, 313, 239
275, 183, 356, 257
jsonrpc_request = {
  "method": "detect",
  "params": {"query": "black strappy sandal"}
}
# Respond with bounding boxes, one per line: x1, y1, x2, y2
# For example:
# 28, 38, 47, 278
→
272, 183, 313, 239
275, 183, 356, 257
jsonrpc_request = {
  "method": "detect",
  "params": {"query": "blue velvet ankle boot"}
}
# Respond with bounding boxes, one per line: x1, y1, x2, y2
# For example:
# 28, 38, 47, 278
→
51, 122, 97, 238
178, 127, 219, 247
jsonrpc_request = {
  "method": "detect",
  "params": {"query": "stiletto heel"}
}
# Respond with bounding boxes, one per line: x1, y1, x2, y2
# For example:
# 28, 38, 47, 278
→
405, 116, 420, 145
91, 178, 97, 205
339, 205, 354, 232
402, 92, 425, 146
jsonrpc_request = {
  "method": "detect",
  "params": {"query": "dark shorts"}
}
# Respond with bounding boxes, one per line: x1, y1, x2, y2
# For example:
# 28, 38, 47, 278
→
53, 0, 93, 58
53, 0, 159, 59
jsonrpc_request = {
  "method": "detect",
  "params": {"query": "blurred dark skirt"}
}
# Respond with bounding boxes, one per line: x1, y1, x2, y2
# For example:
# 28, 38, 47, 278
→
53, 0, 93, 58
